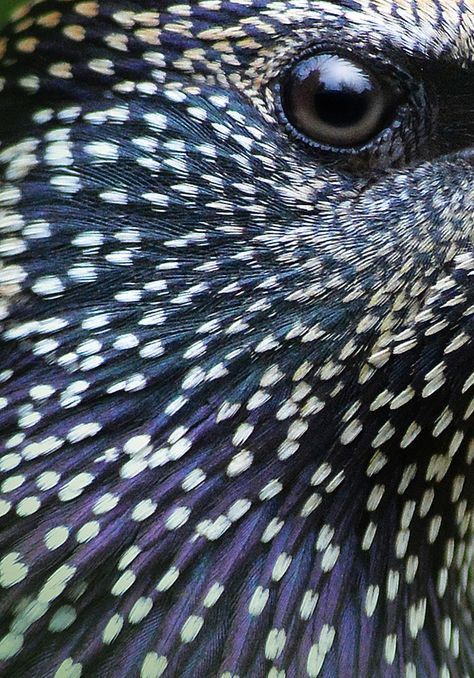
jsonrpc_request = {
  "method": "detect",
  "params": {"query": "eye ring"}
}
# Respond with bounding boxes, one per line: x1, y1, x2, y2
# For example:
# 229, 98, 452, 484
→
276, 51, 406, 153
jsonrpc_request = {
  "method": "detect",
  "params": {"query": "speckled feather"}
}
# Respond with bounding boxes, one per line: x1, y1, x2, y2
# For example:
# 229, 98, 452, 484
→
0, 1, 473, 676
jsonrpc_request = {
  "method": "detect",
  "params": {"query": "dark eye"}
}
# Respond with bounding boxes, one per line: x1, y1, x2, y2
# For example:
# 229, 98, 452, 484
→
280, 53, 404, 149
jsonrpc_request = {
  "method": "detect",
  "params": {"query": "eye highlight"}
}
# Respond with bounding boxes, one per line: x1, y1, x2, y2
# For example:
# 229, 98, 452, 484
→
279, 52, 405, 151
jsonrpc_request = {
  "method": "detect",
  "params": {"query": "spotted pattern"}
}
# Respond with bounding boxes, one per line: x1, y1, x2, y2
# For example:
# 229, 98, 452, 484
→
0, 1, 473, 677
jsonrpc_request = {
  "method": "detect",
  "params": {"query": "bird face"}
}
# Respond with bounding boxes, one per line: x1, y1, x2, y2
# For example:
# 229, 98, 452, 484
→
0, 1, 473, 676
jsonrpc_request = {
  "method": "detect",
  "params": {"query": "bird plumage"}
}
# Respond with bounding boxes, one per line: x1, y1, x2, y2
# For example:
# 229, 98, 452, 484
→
0, 0, 473, 676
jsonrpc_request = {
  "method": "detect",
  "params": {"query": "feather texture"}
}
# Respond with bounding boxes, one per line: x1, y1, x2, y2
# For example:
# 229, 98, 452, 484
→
0, 1, 473, 676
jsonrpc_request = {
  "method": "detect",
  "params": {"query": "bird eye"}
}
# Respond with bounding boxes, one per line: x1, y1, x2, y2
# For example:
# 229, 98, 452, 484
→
279, 53, 404, 149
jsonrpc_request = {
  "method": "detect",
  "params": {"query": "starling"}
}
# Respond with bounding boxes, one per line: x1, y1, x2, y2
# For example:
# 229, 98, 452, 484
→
0, 0, 473, 676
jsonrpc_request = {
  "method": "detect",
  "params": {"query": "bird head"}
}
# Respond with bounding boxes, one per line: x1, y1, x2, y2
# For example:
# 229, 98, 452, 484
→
0, 1, 473, 676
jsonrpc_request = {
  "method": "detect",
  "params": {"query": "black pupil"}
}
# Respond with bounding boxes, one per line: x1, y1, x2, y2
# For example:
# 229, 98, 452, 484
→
314, 89, 371, 128
304, 55, 375, 129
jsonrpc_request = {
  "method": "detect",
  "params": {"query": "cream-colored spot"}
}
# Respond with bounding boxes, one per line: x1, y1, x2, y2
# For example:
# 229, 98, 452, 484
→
16, 496, 41, 516
76, 521, 100, 543
0, 552, 28, 587
307, 625, 336, 677
156, 566, 179, 592
180, 615, 204, 643
131, 499, 156, 521
265, 627, 286, 660
129, 597, 153, 624
48, 605, 77, 632
102, 614, 124, 644
203, 582, 224, 608
248, 586, 269, 616
111, 570, 136, 596
0, 632, 23, 660
45, 526, 70, 550
141, 653, 168, 678
38, 565, 76, 603
54, 658, 82, 678
93, 492, 119, 514
165, 506, 190, 530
